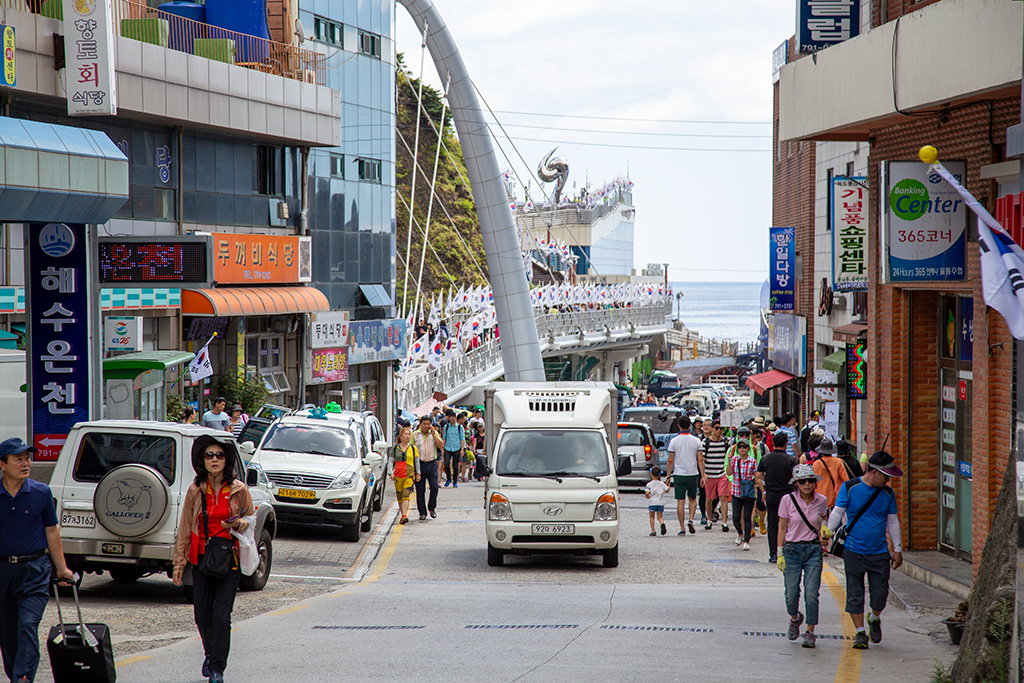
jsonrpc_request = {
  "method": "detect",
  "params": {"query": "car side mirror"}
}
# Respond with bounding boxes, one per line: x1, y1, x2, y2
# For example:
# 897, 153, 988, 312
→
616, 455, 632, 477
246, 468, 259, 487
372, 440, 390, 455
656, 440, 665, 448
364, 452, 382, 466
239, 442, 255, 456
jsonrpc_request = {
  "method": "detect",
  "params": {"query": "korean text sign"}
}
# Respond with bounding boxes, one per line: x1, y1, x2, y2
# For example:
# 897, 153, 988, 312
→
348, 319, 407, 365
212, 233, 311, 284
831, 177, 868, 291
885, 161, 967, 282
770, 227, 796, 311
1, 25, 15, 88
797, 0, 859, 53
310, 348, 348, 384
28, 223, 93, 461
62, 0, 117, 115
310, 311, 349, 349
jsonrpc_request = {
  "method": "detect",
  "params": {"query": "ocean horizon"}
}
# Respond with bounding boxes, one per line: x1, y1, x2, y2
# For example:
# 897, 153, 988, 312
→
668, 281, 763, 345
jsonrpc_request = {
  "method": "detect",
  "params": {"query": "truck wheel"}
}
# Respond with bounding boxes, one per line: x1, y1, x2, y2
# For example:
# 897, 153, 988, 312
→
239, 528, 273, 591
109, 567, 143, 584
602, 544, 619, 568
340, 522, 360, 542
487, 544, 504, 567
360, 504, 374, 532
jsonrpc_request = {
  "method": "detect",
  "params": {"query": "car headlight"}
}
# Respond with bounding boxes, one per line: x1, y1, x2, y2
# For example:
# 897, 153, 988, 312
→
594, 493, 617, 521
489, 492, 512, 521
331, 472, 357, 489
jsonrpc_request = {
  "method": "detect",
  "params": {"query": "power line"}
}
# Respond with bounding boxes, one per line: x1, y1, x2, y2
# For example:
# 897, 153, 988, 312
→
466, 133, 770, 153
486, 122, 770, 139
489, 110, 771, 125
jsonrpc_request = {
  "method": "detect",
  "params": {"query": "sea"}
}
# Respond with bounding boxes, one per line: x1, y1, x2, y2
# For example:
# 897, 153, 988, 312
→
668, 281, 763, 345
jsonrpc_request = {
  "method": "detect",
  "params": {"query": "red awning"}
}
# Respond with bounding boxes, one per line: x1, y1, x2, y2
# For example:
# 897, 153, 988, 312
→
744, 369, 796, 396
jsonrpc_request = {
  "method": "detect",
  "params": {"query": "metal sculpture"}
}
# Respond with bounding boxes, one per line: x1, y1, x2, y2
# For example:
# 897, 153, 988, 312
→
537, 148, 569, 203
398, 0, 544, 382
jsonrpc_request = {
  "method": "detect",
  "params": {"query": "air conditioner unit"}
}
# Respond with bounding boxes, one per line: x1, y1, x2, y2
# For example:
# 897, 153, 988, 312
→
831, 293, 847, 309
277, 201, 289, 220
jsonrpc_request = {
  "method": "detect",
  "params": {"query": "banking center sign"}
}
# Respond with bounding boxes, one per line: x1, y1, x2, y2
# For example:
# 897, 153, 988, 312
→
884, 161, 967, 282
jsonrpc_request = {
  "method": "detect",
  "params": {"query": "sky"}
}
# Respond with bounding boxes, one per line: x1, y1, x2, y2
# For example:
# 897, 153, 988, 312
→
395, 0, 796, 284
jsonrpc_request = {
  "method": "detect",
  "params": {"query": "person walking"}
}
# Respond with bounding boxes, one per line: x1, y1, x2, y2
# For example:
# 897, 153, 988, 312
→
0, 438, 75, 683
701, 420, 730, 532
812, 437, 849, 508
822, 451, 904, 650
665, 415, 704, 536
755, 431, 798, 564
726, 438, 758, 550
645, 467, 669, 536
778, 413, 801, 459
777, 464, 829, 649
413, 416, 443, 520
470, 422, 486, 481
836, 440, 863, 479
182, 407, 198, 424
172, 435, 254, 683
201, 397, 231, 432
227, 405, 245, 438
389, 426, 420, 525
441, 410, 465, 488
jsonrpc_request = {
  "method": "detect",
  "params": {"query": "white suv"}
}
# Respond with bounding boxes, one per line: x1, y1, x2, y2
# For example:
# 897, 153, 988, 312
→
247, 411, 385, 541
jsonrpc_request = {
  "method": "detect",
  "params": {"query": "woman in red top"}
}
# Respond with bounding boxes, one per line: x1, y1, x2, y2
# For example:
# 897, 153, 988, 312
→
173, 435, 254, 683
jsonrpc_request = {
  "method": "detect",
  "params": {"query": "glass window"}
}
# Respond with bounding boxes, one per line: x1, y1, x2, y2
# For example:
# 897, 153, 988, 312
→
73, 432, 176, 484
620, 408, 681, 436
330, 154, 344, 178
260, 424, 358, 458
617, 426, 650, 447
495, 430, 609, 477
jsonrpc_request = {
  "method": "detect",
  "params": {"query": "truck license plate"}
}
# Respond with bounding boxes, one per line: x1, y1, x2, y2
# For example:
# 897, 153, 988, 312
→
278, 488, 316, 499
531, 524, 574, 534
61, 513, 95, 528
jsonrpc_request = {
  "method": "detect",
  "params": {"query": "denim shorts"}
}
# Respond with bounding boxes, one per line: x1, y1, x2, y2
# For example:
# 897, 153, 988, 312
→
648, 505, 665, 512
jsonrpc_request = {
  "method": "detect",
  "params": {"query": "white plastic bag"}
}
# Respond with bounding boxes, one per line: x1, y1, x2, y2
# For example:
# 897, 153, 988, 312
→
230, 526, 258, 576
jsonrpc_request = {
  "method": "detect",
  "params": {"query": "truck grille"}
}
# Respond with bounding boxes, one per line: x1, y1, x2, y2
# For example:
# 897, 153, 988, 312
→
525, 392, 577, 413
266, 472, 335, 489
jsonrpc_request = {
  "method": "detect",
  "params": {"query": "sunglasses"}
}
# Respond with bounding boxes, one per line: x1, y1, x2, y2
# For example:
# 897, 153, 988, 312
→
713, 426, 723, 430
797, 479, 816, 485
204, 451, 226, 460
737, 445, 749, 449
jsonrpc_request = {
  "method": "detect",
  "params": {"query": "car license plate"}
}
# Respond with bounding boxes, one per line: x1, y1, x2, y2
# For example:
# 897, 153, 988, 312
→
278, 488, 316, 499
61, 512, 95, 528
101, 543, 124, 555
531, 524, 574, 534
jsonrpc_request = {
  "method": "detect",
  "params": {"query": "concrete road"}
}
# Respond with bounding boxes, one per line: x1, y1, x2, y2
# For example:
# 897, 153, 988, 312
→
115, 483, 957, 682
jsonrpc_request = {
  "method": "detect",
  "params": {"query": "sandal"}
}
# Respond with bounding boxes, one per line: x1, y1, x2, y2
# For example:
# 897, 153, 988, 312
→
400, 516, 409, 524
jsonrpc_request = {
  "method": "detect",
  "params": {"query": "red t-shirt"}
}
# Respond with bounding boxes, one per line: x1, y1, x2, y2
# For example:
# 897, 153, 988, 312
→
189, 482, 234, 566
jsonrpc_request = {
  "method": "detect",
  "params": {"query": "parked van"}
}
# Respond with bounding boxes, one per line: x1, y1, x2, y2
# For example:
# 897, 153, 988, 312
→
479, 382, 630, 568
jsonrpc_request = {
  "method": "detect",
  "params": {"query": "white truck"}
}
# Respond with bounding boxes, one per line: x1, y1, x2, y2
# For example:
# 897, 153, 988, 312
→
480, 382, 630, 568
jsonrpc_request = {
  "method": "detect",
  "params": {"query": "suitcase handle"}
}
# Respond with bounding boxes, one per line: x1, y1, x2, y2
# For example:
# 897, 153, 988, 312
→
51, 575, 99, 650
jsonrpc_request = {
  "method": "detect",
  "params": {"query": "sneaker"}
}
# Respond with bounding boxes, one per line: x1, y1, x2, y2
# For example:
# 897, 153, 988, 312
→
678, 530, 687, 535
419, 514, 427, 521
802, 632, 817, 649
735, 535, 743, 546
650, 531, 657, 536
867, 614, 882, 643
787, 612, 804, 640
453, 482, 458, 488
687, 521, 696, 535
202, 659, 210, 678
768, 555, 777, 564
209, 671, 224, 683
429, 510, 437, 519
852, 631, 869, 649
712, 512, 720, 523
704, 523, 713, 530
700, 515, 708, 526
759, 519, 768, 535
722, 524, 729, 532
660, 523, 667, 535
742, 542, 750, 551
444, 480, 451, 487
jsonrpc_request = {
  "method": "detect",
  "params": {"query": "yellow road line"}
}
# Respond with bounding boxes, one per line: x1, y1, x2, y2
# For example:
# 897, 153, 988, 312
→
269, 604, 310, 616
362, 517, 404, 583
116, 655, 153, 668
822, 563, 861, 683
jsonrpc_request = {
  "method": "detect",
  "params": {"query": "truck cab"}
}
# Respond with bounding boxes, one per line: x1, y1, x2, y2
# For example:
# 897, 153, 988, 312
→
481, 382, 630, 568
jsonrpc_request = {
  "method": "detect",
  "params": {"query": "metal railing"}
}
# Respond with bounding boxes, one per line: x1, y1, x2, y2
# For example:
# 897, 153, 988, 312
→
11, 0, 326, 86
516, 198, 631, 231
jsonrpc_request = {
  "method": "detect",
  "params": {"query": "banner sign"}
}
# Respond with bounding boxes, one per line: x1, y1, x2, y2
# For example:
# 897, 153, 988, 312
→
771, 39, 788, 84
813, 368, 837, 401
847, 341, 867, 400
1, 25, 15, 88
104, 315, 142, 351
62, 0, 117, 115
769, 312, 806, 377
310, 311, 350, 349
28, 223, 96, 461
212, 233, 311, 284
797, 0, 859, 53
309, 348, 348, 384
831, 176, 868, 291
960, 297, 973, 362
769, 227, 796, 311
884, 161, 967, 282
823, 402, 840, 441
348, 319, 407, 365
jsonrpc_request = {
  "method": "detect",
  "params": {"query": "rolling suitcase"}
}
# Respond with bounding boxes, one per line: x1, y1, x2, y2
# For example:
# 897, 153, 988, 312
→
46, 579, 116, 683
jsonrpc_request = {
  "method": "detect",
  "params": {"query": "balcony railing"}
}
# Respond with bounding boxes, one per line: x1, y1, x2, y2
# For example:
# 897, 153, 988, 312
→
11, 0, 326, 86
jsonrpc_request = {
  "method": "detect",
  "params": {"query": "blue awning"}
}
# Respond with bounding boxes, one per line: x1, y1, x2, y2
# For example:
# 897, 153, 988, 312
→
359, 284, 392, 307
0, 118, 128, 223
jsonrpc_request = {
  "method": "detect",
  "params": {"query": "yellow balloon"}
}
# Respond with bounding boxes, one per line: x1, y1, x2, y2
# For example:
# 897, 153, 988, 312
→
919, 145, 939, 165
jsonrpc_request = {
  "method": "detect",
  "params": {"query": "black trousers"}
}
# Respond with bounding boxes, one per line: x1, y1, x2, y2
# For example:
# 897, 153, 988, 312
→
732, 497, 755, 542
193, 562, 240, 674
443, 449, 462, 482
765, 491, 784, 559
415, 460, 439, 515
0, 554, 50, 682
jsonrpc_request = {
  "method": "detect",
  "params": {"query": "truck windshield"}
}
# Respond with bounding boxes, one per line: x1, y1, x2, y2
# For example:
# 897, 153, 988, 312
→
495, 430, 609, 477
260, 424, 359, 458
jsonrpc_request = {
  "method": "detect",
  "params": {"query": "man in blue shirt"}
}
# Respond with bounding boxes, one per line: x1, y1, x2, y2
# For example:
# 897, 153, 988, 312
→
0, 438, 74, 683
441, 410, 466, 488
824, 450, 904, 651
778, 413, 801, 459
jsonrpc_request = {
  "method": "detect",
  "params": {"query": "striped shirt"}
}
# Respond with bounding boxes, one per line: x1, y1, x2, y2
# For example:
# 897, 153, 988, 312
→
703, 438, 728, 478
413, 430, 439, 462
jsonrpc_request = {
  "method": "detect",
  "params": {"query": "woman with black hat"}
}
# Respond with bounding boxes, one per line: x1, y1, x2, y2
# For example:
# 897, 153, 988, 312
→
836, 440, 863, 478
172, 435, 254, 683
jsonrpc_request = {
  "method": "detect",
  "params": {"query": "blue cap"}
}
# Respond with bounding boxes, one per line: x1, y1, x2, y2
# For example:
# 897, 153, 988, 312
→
0, 437, 35, 459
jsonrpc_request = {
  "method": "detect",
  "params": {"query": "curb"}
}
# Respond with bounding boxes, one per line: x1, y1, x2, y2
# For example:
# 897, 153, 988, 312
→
344, 501, 400, 582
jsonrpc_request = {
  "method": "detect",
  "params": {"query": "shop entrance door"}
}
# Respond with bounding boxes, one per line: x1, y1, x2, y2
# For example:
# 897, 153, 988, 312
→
939, 296, 972, 559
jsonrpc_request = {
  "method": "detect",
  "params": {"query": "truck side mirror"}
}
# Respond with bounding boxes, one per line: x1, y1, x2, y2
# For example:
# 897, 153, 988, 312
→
616, 456, 632, 477
246, 468, 259, 487
476, 462, 491, 478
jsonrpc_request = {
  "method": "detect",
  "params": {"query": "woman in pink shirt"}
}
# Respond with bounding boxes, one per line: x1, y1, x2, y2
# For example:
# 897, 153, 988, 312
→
777, 463, 829, 649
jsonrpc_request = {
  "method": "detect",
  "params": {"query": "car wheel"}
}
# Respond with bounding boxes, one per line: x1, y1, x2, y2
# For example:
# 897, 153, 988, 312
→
602, 544, 619, 568
372, 481, 383, 512
239, 528, 273, 592
487, 543, 504, 567
182, 584, 194, 604
360, 502, 374, 532
109, 567, 143, 584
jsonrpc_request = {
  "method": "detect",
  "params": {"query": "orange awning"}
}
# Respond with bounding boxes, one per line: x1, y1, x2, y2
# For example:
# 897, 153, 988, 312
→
744, 369, 796, 396
182, 286, 330, 317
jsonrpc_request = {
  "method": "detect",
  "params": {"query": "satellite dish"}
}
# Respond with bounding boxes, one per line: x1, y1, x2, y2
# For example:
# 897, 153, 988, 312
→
294, 18, 306, 44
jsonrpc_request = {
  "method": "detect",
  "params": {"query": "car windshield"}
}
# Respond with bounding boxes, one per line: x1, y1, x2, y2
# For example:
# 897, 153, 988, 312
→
260, 424, 359, 458
238, 419, 271, 447
622, 410, 679, 434
73, 432, 176, 484
617, 427, 649, 447
495, 430, 609, 477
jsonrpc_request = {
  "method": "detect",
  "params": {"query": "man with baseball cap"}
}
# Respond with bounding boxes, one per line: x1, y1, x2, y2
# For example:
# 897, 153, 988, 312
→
822, 450, 904, 650
0, 437, 75, 682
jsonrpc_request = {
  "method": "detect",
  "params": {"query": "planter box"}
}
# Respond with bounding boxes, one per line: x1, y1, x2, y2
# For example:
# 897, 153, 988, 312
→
193, 38, 235, 64
120, 18, 170, 47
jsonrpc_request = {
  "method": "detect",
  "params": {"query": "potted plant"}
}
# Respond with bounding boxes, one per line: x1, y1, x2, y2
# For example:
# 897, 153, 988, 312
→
942, 600, 968, 645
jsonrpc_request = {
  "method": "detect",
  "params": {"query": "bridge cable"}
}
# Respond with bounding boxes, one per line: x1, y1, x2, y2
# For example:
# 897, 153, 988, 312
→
402, 20, 428, 318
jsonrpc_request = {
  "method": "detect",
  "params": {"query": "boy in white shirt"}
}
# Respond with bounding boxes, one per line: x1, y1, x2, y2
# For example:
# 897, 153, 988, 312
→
645, 467, 670, 536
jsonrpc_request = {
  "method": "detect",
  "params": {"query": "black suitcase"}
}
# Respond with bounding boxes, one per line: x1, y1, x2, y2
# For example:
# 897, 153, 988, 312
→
46, 580, 116, 683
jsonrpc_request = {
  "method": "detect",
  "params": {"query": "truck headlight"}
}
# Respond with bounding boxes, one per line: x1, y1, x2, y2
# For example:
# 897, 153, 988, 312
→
594, 493, 617, 521
489, 492, 512, 521
331, 472, 357, 489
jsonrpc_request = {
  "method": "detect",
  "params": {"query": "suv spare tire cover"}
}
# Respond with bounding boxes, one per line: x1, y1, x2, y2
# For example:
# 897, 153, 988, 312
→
93, 464, 171, 538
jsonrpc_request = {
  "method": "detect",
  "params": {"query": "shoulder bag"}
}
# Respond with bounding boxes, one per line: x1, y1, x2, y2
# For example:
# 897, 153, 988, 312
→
739, 458, 756, 499
787, 492, 819, 535
197, 486, 236, 578
828, 481, 883, 559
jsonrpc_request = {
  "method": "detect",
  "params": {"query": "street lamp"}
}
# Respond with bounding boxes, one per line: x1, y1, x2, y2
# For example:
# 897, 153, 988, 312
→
675, 292, 683, 321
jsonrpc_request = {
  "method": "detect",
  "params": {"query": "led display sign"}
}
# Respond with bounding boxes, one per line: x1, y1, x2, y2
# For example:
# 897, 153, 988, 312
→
847, 341, 867, 400
98, 236, 213, 287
